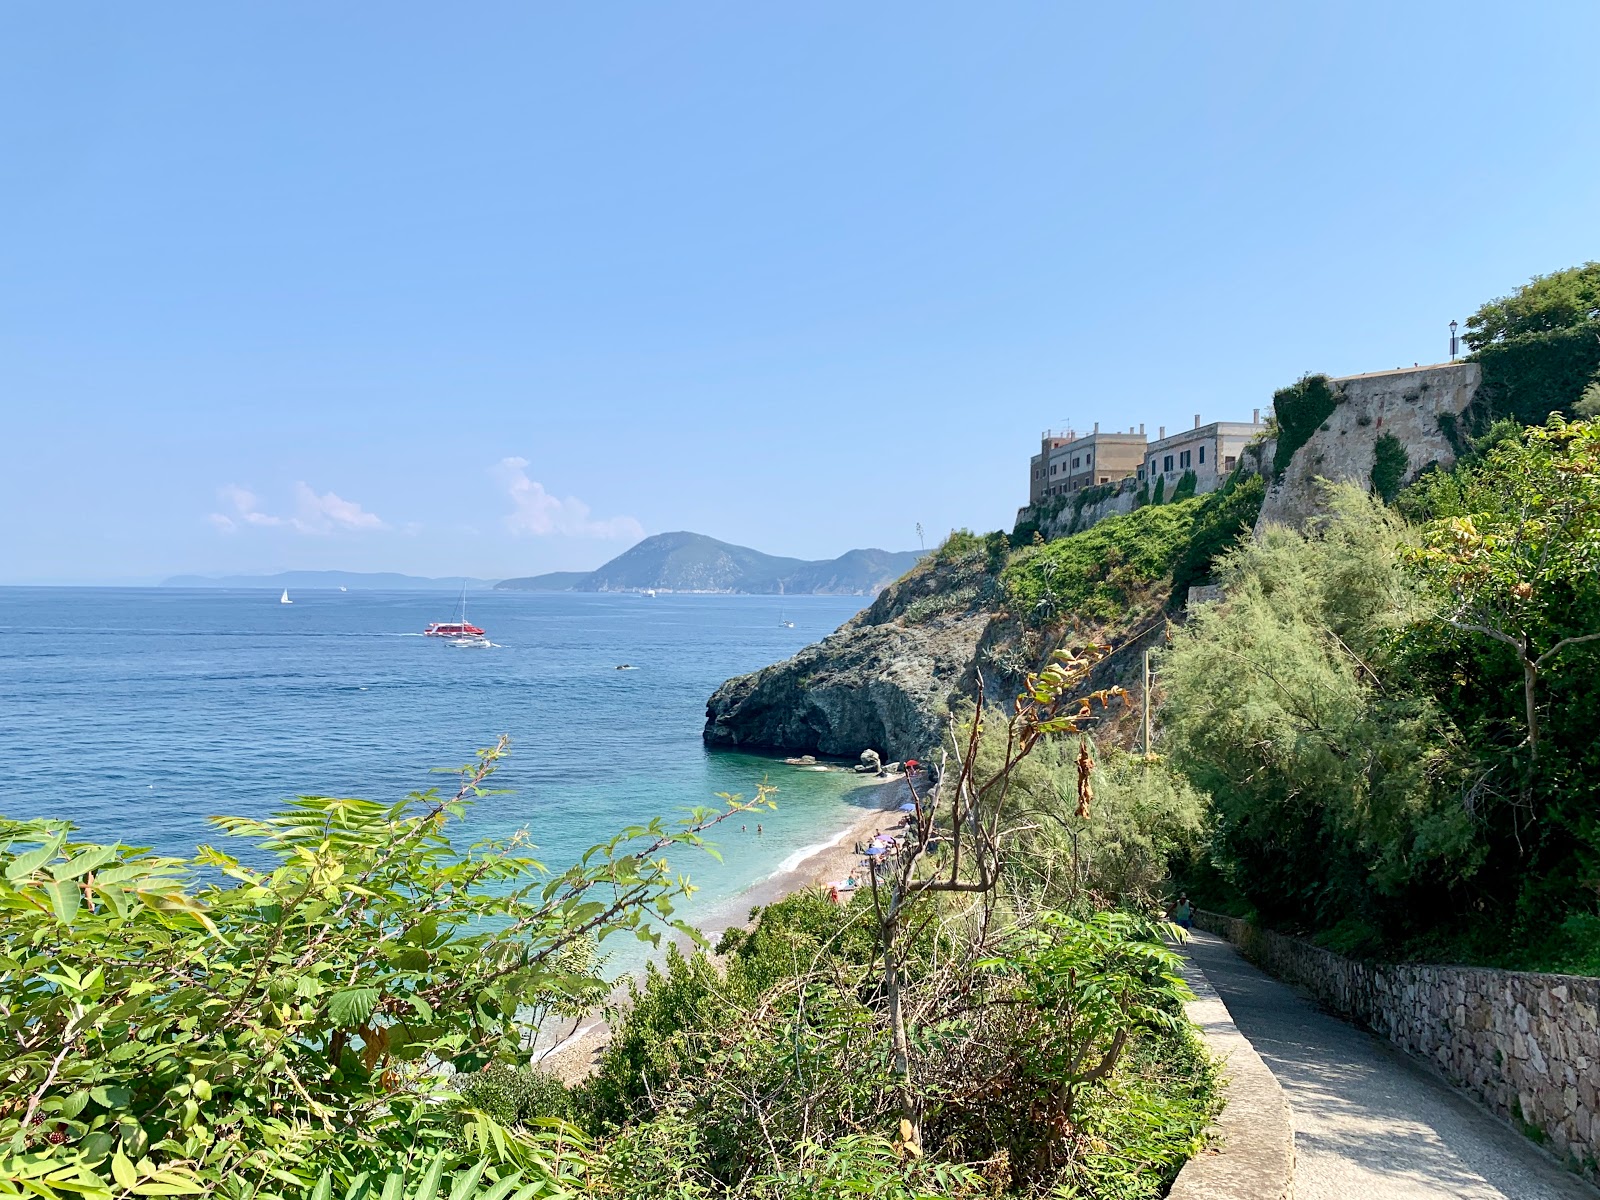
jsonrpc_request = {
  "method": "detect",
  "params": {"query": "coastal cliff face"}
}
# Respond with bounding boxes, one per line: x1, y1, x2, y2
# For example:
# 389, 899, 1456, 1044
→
703, 550, 1003, 761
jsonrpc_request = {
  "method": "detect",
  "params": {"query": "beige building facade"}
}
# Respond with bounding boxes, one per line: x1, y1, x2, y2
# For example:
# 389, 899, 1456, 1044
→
1140, 412, 1265, 494
1028, 423, 1148, 505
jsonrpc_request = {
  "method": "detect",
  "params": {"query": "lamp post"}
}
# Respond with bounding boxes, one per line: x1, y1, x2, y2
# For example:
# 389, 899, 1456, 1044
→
1449, 319, 1459, 363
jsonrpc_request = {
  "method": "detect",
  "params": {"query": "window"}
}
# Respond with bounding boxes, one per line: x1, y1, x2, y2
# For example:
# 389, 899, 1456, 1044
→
1137, 466, 1145, 480
1086, 451, 1093, 465
1199, 445, 1206, 464
1163, 455, 1174, 472
1225, 455, 1237, 470
1100, 476, 1109, 483
1072, 456, 1080, 469
1180, 450, 1191, 469
1050, 464, 1057, 475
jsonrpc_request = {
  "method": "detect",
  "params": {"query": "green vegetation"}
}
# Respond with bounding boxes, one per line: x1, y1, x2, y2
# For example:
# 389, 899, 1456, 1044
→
1004, 499, 1204, 625
1170, 470, 1197, 502
1163, 418, 1600, 971
2, 685, 1221, 1198
0, 739, 777, 1198
1370, 433, 1408, 503
1168, 473, 1265, 601
1269, 374, 1340, 475
1462, 263, 1600, 436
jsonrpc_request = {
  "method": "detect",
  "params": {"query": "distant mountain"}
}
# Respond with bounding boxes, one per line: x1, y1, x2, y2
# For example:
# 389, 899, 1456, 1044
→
495, 533, 923, 595
161, 571, 496, 591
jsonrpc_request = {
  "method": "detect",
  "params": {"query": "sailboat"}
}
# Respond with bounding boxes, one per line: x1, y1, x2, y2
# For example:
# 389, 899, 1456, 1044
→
778, 583, 794, 628
280, 589, 293, 605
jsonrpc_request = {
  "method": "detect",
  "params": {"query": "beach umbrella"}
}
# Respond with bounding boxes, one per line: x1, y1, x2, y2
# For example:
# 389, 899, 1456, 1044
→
897, 801, 917, 812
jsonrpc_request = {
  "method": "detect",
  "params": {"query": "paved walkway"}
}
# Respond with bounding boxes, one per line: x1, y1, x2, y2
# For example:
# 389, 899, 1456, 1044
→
1185, 930, 1599, 1200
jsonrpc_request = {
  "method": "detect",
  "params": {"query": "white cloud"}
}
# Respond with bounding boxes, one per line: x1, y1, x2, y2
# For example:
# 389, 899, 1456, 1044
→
494, 457, 644, 540
210, 483, 385, 535
290, 482, 385, 533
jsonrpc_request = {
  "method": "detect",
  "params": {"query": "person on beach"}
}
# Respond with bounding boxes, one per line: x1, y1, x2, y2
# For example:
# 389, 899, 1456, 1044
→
757, 824, 763, 835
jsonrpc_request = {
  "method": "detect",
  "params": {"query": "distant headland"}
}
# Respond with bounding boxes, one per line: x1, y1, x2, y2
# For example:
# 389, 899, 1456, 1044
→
496, 532, 923, 596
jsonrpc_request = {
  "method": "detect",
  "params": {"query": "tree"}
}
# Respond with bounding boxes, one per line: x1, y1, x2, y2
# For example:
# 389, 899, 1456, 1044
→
1161, 487, 1474, 938
1412, 417, 1600, 770
1464, 262, 1600, 349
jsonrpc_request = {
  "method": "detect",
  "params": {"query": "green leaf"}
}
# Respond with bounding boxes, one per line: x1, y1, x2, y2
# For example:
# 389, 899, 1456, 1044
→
447, 1163, 487, 1200
111, 1153, 138, 1190
328, 986, 380, 1027
57, 1091, 91, 1120
90, 1086, 131, 1110
51, 846, 118, 881
44, 879, 82, 926
411, 1151, 449, 1200
377, 1173, 403, 1200
478, 1176, 525, 1200
5, 834, 66, 881
309, 1174, 333, 1200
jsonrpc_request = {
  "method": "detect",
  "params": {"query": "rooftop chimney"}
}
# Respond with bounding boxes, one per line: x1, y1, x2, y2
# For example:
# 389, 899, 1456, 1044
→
1194, 414, 1201, 429
1253, 408, 1260, 424
1159, 425, 1166, 439
1140, 422, 1145, 435
1093, 421, 1099, 434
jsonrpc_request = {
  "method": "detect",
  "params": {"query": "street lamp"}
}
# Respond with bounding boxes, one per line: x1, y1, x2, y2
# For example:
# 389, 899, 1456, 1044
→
1449, 319, 1459, 363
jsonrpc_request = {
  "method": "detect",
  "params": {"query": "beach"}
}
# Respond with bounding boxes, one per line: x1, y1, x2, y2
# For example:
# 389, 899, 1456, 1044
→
535, 772, 915, 1081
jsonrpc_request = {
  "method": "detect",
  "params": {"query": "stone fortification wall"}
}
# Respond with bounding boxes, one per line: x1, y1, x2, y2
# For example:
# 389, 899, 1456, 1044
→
1256, 361, 1480, 532
1196, 910, 1600, 1182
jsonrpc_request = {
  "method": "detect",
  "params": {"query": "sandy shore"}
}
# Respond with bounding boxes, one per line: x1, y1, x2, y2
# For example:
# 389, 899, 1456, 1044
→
535, 773, 913, 1082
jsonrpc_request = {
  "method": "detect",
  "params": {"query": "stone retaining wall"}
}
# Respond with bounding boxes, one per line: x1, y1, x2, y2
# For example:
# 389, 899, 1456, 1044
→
1196, 911, 1600, 1183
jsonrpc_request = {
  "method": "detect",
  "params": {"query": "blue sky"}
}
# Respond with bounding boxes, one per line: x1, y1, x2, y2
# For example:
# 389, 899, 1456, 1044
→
2, 3, 1597, 584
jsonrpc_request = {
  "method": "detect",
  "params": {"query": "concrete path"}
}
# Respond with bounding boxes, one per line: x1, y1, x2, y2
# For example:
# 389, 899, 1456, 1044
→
1185, 929, 1599, 1200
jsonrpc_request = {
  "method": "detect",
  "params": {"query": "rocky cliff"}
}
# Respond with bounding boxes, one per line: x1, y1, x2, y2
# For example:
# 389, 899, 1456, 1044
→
703, 549, 1006, 761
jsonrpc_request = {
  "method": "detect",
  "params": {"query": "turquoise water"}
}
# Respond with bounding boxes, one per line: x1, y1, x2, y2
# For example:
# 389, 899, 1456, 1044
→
0, 587, 881, 947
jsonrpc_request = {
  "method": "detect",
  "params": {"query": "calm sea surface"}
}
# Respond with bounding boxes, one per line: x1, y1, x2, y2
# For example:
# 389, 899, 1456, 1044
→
0, 587, 879, 950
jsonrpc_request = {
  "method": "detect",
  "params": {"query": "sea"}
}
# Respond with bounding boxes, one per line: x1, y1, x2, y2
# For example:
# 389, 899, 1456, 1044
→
0, 587, 883, 969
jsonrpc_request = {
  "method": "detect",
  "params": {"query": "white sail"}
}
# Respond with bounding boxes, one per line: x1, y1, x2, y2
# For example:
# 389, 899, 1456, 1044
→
280, 589, 292, 605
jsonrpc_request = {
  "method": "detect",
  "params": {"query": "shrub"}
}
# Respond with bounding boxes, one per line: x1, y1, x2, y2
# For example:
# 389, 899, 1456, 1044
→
1170, 469, 1197, 502
1371, 432, 1408, 503
0, 741, 772, 1197
1168, 473, 1265, 602
1002, 499, 1204, 626
1270, 373, 1339, 474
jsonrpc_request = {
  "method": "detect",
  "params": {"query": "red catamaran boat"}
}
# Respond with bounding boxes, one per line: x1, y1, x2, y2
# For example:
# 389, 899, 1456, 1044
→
424, 585, 486, 637
424, 620, 485, 637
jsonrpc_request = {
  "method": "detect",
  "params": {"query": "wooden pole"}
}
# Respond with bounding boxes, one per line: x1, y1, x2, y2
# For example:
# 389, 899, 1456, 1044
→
1142, 648, 1152, 755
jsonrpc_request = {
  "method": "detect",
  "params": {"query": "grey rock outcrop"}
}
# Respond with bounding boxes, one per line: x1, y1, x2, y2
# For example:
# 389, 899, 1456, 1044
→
703, 556, 1001, 762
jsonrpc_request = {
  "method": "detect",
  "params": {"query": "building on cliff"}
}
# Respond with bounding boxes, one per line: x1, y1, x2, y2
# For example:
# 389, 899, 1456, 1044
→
1028, 423, 1148, 504
1141, 413, 1266, 493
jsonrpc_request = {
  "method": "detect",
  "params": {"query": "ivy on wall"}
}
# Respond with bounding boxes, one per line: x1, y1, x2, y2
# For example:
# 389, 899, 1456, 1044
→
1271, 374, 1340, 475
1371, 433, 1408, 503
